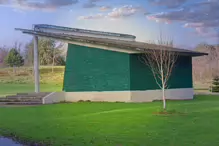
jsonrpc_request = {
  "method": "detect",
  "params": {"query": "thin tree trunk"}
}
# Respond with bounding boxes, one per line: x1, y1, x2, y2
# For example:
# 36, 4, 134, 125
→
210, 80, 212, 92
52, 56, 55, 73
52, 48, 55, 73
13, 66, 16, 74
210, 67, 213, 92
162, 86, 166, 110
161, 64, 166, 110
161, 74, 166, 110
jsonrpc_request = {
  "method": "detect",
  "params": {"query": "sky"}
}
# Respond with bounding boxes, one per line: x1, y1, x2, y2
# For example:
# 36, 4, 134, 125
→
0, 0, 218, 50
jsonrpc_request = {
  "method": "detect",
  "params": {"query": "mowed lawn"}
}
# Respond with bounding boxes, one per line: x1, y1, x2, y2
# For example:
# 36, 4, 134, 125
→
0, 83, 62, 96
0, 95, 219, 146
0, 66, 64, 96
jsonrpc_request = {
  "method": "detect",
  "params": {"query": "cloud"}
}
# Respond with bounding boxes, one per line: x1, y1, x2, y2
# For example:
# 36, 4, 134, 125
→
184, 20, 219, 29
12, 8, 26, 14
0, 0, 8, 4
144, 12, 151, 16
107, 5, 147, 18
82, 0, 102, 8
2, 0, 78, 10
79, 5, 144, 20
78, 13, 105, 20
194, 27, 219, 38
107, 5, 139, 18
83, 2, 96, 8
100, 6, 111, 11
147, 0, 219, 38
89, 0, 101, 2
148, 0, 187, 8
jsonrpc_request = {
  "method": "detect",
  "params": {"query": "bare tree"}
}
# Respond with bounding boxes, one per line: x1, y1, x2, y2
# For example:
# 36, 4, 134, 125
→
140, 39, 178, 110
14, 41, 22, 53
0, 46, 9, 67
51, 42, 64, 73
24, 38, 65, 70
193, 43, 218, 85
207, 44, 218, 92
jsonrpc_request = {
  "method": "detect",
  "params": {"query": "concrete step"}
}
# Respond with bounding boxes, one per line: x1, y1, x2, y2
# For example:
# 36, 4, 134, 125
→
0, 101, 42, 105
6, 95, 44, 98
6, 96, 43, 99
16, 94, 40, 97
6, 93, 50, 99
0, 98, 42, 102
17, 92, 50, 96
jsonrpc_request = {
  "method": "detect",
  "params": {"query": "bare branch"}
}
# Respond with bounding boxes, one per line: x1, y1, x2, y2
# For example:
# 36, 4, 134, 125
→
140, 36, 178, 110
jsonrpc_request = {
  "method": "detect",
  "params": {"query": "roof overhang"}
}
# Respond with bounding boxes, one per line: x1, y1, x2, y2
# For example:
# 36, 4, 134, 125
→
15, 28, 208, 57
33, 24, 137, 39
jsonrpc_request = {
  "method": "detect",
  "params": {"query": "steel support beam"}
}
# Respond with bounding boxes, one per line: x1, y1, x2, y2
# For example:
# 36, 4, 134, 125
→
33, 35, 40, 93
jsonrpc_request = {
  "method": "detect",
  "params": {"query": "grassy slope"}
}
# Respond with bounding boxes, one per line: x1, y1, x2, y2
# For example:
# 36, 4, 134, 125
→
0, 66, 64, 96
0, 84, 62, 96
0, 95, 219, 146
0, 66, 210, 96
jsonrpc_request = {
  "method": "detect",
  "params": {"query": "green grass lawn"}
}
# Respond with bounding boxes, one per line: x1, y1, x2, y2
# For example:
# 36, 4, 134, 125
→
0, 83, 62, 97
0, 66, 208, 96
1, 95, 219, 146
0, 66, 64, 96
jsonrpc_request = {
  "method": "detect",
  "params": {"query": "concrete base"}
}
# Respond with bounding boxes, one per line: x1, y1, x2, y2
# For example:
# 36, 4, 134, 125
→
42, 88, 194, 104
42, 92, 65, 104
65, 91, 131, 102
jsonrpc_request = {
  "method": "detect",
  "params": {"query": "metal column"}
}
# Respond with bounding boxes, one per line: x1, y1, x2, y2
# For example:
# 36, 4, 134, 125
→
33, 35, 40, 93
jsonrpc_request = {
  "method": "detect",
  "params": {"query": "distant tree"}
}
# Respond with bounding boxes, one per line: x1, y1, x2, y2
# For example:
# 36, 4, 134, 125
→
210, 76, 219, 92
24, 38, 65, 68
207, 45, 218, 92
0, 47, 9, 67
39, 38, 55, 65
4, 48, 24, 68
13, 41, 22, 53
51, 42, 64, 73
24, 40, 34, 66
55, 55, 66, 66
193, 43, 219, 86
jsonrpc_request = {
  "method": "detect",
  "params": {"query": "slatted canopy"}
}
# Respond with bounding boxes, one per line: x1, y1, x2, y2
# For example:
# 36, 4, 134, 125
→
15, 28, 208, 57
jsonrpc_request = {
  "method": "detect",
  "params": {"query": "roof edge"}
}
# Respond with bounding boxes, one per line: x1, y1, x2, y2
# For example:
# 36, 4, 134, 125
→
15, 28, 208, 57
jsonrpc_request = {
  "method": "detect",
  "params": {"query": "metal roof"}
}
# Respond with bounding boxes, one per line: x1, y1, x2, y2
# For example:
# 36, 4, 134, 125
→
33, 24, 137, 39
15, 28, 208, 57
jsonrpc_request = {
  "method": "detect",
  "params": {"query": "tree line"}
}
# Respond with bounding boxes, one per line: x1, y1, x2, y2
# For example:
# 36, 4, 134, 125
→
0, 38, 66, 69
193, 43, 219, 92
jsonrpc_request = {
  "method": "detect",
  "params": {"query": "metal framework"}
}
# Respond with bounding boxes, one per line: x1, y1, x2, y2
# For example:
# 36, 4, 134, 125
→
16, 28, 208, 56
33, 24, 136, 39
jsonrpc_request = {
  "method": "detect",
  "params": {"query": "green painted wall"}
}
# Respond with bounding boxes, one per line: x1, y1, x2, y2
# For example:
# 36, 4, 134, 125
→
130, 54, 193, 90
63, 44, 193, 92
63, 44, 130, 92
